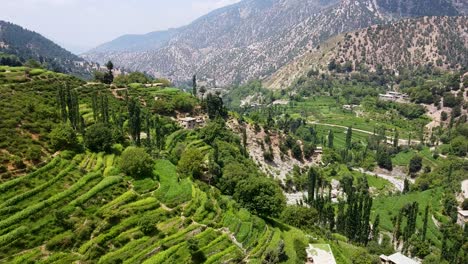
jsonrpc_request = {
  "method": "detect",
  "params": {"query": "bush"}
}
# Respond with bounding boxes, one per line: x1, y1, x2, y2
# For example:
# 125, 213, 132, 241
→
49, 123, 78, 151
409, 155, 423, 174
46, 231, 75, 251
280, 206, 318, 230
234, 176, 286, 217
177, 147, 204, 178
138, 215, 160, 235
84, 123, 114, 152
119, 147, 154, 178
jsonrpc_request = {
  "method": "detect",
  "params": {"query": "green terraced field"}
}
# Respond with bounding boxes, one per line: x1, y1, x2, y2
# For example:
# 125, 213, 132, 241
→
1, 151, 336, 263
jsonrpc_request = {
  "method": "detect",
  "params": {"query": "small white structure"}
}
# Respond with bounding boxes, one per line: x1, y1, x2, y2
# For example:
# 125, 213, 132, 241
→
380, 252, 420, 264
342, 104, 359, 110
314, 147, 323, 154
457, 210, 468, 228
306, 244, 337, 264
379, 92, 409, 102
179, 117, 197, 129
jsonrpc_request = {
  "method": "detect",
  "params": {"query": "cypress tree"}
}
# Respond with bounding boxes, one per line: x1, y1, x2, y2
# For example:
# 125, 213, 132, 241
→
393, 129, 399, 148
422, 205, 429, 241
192, 75, 197, 97
345, 126, 352, 149
372, 214, 380, 241
91, 93, 98, 122
128, 98, 141, 145
307, 167, 318, 205
327, 130, 334, 148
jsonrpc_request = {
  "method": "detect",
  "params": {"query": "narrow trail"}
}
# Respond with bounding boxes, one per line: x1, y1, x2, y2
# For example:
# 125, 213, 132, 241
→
308, 121, 421, 146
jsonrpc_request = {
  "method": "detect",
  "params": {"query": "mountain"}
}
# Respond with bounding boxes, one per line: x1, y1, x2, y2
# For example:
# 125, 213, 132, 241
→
83, 0, 467, 86
265, 16, 468, 89
0, 21, 94, 79
87, 29, 178, 53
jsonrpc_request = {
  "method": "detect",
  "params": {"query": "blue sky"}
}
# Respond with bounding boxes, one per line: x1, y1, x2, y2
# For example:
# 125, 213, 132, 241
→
0, 0, 240, 53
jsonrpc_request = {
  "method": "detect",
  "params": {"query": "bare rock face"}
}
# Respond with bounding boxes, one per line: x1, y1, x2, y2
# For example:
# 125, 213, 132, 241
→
82, 0, 467, 86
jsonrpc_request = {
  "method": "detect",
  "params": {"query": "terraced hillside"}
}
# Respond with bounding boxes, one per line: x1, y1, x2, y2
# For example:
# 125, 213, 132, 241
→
0, 145, 369, 263
0, 66, 378, 263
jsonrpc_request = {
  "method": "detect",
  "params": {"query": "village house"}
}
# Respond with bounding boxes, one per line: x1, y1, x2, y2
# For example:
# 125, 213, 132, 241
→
379, 91, 409, 102
457, 210, 468, 228
380, 252, 420, 264
179, 117, 197, 129
178, 116, 206, 130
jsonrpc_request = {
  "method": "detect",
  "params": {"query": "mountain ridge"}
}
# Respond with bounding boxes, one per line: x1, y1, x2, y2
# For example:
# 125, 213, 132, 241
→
83, 0, 467, 85
0, 20, 94, 79
265, 15, 468, 89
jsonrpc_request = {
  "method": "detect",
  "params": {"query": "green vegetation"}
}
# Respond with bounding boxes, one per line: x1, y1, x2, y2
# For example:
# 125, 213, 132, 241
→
1, 32, 467, 264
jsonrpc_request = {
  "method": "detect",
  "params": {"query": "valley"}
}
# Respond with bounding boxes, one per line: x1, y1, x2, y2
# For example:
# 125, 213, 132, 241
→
0, 0, 467, 263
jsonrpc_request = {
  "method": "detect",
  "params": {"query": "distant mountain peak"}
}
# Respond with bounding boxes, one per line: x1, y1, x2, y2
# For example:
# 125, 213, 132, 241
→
82, 0, 467, 86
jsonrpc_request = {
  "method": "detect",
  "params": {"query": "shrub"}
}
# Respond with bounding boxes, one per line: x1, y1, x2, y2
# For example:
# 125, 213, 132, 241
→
46, 231, 75, 251
84, 123, 114, 152
49, 123, 78, 151
234, 176, 286, 217
119, 147, 154, 178
177, 147, 204, 179
409, 155, 423, 174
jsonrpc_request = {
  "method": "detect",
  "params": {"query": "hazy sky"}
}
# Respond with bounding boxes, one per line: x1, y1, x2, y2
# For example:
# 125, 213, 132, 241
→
0, 0, 240, 53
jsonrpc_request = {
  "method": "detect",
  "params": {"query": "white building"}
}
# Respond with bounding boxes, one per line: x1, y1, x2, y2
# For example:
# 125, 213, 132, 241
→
457, 210, 468, 228
380, 252, 420, 264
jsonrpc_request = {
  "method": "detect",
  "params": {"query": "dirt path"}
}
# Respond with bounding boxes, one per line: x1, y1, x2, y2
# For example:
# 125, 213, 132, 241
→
352, 168, 413, 192
309, 122, 421, 146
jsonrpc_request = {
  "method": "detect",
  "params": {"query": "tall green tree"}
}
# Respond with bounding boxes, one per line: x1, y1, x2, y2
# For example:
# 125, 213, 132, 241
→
393, 129, 399, 148
328, 130, 334, 148
372, 214, 380, 241
192, 74, 197, 97
346, 127, 352, 149
307, 167, 318, 205
128, 98, 141, 145
103, 61, 114, 84
422, 205, 429, 241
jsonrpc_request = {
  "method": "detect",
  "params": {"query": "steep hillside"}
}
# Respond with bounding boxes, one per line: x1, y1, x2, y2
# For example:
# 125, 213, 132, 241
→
83, 0, 466, 86
0, 21, 94, 79
0, 66, 379, 263
265, 16, 468, 89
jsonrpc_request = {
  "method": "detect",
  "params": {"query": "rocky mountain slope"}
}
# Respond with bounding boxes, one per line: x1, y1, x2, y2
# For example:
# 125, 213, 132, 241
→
0, 21, 94, 79
265, 16, 468, 89
83, 0, 467, 86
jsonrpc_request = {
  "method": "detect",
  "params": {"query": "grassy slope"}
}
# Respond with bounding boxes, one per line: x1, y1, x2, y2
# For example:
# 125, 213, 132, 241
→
371, 188, 447, 246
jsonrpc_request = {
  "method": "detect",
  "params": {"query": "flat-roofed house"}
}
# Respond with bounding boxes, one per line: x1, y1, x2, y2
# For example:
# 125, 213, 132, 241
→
457, 210, 468, 228
380, 252, 420, 264
179, 117, 197, 129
